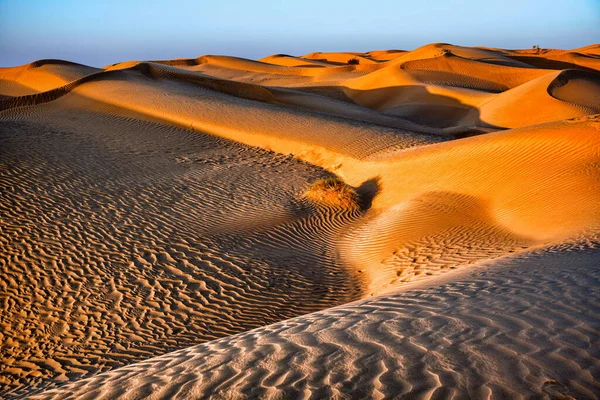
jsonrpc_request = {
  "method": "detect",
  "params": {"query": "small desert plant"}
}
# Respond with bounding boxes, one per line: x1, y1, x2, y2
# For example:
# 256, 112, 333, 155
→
347, 58, 360, 65
532, 44, 541, 52
304, 177, 360, 209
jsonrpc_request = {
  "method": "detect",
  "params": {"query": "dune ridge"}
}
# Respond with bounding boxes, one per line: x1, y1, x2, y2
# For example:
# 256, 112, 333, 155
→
1, 43, 599, 398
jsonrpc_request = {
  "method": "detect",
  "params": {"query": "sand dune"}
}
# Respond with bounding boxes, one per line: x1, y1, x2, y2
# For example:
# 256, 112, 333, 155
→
477, 69, 600, 128
333, 117, 600, 295
364, 50, 408, 62
506, 46, 600, 72
400, 52, 548, 90
1, 44, 599, 398
258, 54, 331, 67
0, 110, 365, 397
0, 60, 100, 96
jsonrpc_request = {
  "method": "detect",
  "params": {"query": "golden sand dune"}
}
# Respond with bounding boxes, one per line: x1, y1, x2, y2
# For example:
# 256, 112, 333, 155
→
400, 52, 548, 90
259, 54, 332, 67
288, 114, 597, 295
365, 49, 408, 62
0, 60, 100, 96
506, 47, 600, 72
0, 44, 599, 398
478, 69, 600, 128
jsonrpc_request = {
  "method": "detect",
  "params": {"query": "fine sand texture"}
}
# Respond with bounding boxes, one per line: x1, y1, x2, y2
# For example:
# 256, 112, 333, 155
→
29, 235, 600, 400
1, 44, 599, 399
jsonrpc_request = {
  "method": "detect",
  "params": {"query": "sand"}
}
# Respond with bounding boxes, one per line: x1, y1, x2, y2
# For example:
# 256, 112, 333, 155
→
0, 43, 599, 399
28, 236, 600, 399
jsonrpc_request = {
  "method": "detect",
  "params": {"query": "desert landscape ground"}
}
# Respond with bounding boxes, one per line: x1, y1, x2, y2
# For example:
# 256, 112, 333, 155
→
0, 43, 599, 399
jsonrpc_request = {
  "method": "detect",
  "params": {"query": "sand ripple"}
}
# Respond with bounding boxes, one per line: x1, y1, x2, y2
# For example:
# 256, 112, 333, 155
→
28, 238, 600, 399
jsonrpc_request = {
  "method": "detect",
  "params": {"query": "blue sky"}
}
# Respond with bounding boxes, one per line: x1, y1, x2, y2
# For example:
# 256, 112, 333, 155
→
1, 0, 598, 67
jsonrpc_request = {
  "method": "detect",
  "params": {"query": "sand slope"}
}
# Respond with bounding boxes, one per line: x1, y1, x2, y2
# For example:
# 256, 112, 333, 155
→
0, 109, 368, 397
1, 44, 599, 398
28, 236, 600, 400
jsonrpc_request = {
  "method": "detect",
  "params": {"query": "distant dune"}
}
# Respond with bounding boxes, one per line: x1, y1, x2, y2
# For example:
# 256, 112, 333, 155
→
1, 44, 599, 399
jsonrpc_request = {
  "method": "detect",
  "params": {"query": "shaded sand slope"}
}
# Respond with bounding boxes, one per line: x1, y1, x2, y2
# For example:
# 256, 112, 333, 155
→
400, 52, 547, 91
258, 54, 332, 67
0, 107, 367, 397
0, 63, 444, 162
144, 55, 375, 88
30, 236, 600, 400
505, 46, 600, 72
399, 43, 533, 67
3, 44, 599, 136
105, 63, 446, 135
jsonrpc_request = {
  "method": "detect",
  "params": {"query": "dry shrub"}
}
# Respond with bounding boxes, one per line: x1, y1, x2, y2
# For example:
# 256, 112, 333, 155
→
304, 177, 360, 209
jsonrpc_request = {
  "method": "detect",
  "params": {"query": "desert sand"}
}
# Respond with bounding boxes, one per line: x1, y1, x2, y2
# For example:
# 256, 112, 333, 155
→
1, 43, 599, 399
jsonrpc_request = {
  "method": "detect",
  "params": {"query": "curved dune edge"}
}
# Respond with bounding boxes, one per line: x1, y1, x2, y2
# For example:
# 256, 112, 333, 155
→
477, 69, 600, 128
2, 44, 599, 134
0, 60, 100, 95
1, 44, 599, 398
0, 62, 448, 136
548, 69, 600, 109
334, 117, 600, 295
28, 235, 600, 399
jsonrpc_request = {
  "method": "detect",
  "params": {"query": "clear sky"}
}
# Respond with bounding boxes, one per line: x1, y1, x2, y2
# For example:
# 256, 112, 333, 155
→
1, 0, 598, 67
